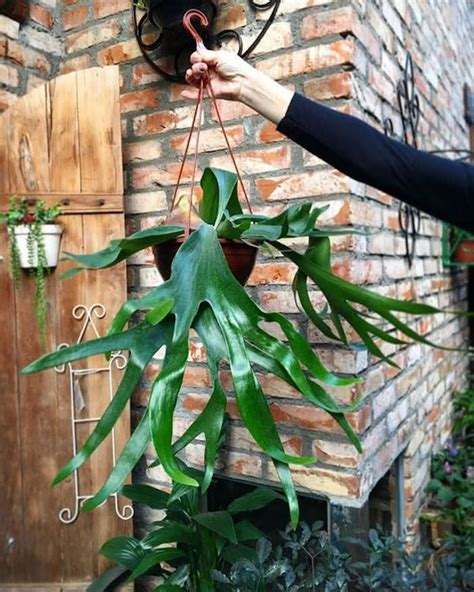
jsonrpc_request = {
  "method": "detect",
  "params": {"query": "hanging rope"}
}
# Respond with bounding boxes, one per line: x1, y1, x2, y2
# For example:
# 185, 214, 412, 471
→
169, 9, 253, 238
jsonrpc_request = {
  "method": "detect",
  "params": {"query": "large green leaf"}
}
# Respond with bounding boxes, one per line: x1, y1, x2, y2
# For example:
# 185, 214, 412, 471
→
166, 354, 227, 492
61, 225, 183, 278
125, 548, 185, 583
82, 408, 151, 511
120, 484, 170, 510
228, 487, 284, 514
277, 236, 451, 366
231, 203, 364, 241
100, 536, 146, 570
22, 320, 173, 488
193, 511, 238, 544
125, 225, 323, 492
87, 566, 128, 592
141, 522, 196, 548
199, 167, 243, 227
234, 521, 265, 542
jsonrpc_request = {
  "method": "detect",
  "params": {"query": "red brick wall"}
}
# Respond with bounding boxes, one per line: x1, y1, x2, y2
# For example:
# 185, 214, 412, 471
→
0, 2, 62, 109
3, 0, 473, 540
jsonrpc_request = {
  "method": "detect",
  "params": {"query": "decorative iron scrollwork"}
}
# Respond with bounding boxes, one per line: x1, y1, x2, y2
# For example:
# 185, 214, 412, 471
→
384, 52, 421, 268
133, 0, 281, 82
54, 304, 132, 525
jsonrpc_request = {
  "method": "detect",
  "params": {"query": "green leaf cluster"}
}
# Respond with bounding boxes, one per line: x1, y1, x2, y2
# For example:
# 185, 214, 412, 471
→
89, 482, 282, 591
213, 522, 474, 592
426, 391, 474, 567
1, 196, 62, 227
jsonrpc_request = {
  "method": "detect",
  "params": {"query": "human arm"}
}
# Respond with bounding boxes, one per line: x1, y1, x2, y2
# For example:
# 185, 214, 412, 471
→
183, 48, 294, 124
184, 50, 474, 233
278, 93, 474, 232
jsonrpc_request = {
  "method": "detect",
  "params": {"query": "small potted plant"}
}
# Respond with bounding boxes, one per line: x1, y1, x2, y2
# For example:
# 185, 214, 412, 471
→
1, 197, 63, 345
442, 224, 474, 266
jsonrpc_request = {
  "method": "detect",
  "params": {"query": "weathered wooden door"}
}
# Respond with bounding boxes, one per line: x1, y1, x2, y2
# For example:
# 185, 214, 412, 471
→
0, 67, 132, 588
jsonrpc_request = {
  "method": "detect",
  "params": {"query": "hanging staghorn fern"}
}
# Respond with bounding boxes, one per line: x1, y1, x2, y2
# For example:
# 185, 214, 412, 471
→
22, 168, 459, 526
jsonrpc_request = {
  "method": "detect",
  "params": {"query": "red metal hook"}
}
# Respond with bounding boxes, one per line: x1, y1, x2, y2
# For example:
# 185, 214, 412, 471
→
183, 9, 209, 50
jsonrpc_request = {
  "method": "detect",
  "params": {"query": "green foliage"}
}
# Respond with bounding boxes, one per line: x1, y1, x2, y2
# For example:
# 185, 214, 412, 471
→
132, 0, 147, 8
28, 221, 48, 347
213, 523, 474, 592
453, 388, 474, 442
427, 446, 474, 532
23, 168, 457, 526
426, 390, 474, 568
0, 196, 62, 227
1, 197, 62, 346
88, 481, 278, 591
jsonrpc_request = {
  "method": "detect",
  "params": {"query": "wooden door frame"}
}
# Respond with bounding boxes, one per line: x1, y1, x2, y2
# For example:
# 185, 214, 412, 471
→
0, 67, 132, 587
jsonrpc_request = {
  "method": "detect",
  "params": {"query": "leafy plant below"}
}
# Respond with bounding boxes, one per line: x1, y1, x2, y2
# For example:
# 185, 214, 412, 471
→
213, 523, 474, 591
426, 389, 474, 568
90, 477, 284, 591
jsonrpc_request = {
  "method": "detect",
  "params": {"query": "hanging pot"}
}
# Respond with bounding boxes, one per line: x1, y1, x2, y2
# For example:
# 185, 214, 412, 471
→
153, 236, 258, 286
13, 224, 63, 269
452, 238, 474, 264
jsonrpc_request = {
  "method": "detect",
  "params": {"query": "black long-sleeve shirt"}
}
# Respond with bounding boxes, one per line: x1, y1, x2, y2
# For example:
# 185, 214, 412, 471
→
277, 93, 474, 232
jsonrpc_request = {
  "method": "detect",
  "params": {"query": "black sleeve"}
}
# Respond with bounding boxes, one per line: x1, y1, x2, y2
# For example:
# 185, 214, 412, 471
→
277, 93, 474, 233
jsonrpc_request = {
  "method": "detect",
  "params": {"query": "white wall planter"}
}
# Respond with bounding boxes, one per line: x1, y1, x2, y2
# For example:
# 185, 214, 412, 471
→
13, 224, 63, 269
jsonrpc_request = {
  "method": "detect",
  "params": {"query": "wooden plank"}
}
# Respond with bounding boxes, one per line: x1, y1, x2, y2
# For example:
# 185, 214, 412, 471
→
0, 61, 129, 586
0, 194, 124, 214
7, 84, 49, 194
47, 72, 81, 194
0, 111, 9, 193
15, 244, 63, 581
77, 68, 123, 195
53, 214, 95, 582
0, 226, 24, 581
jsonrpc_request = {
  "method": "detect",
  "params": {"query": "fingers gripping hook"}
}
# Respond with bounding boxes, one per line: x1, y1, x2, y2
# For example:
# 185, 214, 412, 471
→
183, 9, 209, 51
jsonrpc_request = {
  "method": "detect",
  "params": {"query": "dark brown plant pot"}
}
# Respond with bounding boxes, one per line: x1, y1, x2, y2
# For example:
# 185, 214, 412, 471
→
0, 0, 29, 23
153, 237, 258, 286
453, 239, 474, 264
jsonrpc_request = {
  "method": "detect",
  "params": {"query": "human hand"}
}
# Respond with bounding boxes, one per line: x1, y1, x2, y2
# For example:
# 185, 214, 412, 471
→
182, 47, 294, 124
182, 48, 255, 102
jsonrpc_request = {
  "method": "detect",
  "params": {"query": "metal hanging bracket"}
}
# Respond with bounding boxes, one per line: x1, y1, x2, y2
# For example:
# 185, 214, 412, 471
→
54, 304, 133, 525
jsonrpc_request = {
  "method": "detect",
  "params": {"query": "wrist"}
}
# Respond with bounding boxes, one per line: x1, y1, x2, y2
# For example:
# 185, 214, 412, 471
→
239, 67, 263, 106
240, 69, 294, 124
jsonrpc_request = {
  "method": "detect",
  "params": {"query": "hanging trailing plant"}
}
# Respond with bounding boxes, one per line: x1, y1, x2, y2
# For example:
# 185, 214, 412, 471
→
1, 197, 63, 346
22, 167, 458, 526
